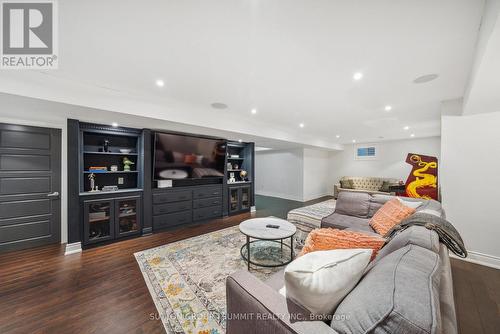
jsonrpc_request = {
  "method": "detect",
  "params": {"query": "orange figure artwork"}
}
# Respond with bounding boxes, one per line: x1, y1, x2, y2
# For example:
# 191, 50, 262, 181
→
405, 153, 438, 200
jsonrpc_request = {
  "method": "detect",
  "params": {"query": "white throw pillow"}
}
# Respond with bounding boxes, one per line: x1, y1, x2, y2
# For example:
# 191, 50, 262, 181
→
282, 249, 372, 316
397, 197, 423, 209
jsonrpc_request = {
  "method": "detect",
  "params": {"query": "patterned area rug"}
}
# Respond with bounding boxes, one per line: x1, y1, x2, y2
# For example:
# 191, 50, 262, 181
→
134, 226, 294, 334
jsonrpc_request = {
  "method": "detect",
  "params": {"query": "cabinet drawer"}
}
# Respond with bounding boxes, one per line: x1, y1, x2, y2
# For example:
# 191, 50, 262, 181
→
153, 200, 192, 215
153, 211, 192, 230
193, 206, 222, 222
193, 186, 222, 199
153, 190, 192, 204
193, 197, 223, 209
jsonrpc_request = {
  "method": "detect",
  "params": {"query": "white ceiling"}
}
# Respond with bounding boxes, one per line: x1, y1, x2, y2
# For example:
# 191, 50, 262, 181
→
0, 0, 485, 149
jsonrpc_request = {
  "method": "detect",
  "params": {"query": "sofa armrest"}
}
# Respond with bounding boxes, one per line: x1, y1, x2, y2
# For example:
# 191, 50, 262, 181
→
226, 270, 337, 334
333, 184, 341, 198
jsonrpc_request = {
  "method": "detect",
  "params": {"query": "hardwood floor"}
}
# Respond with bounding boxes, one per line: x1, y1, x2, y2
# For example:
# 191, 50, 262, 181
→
0, 195, 498, 334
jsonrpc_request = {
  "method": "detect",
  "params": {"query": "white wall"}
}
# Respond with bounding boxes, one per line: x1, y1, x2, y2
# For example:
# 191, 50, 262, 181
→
303, 149, 330, 201
441, 112, 500, 266
327, 137, 441, 192
255, 149, 304, 201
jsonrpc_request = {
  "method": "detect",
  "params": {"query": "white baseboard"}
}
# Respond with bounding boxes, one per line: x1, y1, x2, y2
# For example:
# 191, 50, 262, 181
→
255, 191, 303, 202
64, 242, 82, 255
450, 250, 500, 270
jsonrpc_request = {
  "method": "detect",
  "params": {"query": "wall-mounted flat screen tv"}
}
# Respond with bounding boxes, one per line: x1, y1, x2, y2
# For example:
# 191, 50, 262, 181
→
154, 132, 226, 180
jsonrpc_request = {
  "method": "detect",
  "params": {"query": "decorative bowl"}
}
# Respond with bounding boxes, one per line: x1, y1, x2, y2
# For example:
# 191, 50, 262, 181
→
119, 149, 132, 154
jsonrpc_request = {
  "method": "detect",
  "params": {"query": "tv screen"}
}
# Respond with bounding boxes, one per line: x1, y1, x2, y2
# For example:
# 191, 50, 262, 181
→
154, 132, 226, 180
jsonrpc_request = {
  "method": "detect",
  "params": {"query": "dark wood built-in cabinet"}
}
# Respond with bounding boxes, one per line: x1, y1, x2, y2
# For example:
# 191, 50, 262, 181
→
67, 120, 255, 248
228, 185, 251, 214
83, 194, 142, 245
152, 184, 223, 231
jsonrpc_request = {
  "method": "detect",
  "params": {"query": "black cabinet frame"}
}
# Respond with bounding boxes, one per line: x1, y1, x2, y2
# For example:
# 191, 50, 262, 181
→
228, 185, 251, 215
83, 195, 142, 245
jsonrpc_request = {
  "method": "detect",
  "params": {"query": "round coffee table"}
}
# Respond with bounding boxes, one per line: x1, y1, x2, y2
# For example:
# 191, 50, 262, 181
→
239, 217, 297, 270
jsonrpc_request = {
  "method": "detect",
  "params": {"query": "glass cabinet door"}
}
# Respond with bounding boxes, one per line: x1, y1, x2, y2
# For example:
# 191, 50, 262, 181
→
240, 186, 251, 210
115, 196, 141, 237
229, 188, 239, 213
84, 199, 114, 244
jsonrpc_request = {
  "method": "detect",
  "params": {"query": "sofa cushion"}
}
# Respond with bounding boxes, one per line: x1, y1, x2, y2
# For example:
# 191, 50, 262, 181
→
283, 248, 372, 316
330, 245, 441, 334
321, 213, 373, 232
368, 194, 393, 217
334, 191, 371, 218
299, 228, 385, 260
339, 179, 353, 189
369, 198, 416, 235
375, 226, 440, 262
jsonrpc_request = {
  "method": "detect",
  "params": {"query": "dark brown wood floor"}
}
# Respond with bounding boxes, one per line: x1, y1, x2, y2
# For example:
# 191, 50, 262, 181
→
0, 197, 499, 334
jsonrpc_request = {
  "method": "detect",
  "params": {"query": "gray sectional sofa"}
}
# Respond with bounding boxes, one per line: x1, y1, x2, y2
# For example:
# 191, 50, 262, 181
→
226, 192, 457, 334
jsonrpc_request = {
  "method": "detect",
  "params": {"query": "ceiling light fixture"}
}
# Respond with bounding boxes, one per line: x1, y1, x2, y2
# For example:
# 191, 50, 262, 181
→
413, 74, 439, 84
155, 79, 165, 87
353, 72, 363, 81
251, 108, 257, 114
299, 123, 305, 128
336, 135, 340, 138
238, 139, 243, 143
404, 126, 410, 130
384, 105, 392, 111
410, 133, 415, 137
352, 139, 356, 143
211, 102, 228, 109
111, 122, 118, 128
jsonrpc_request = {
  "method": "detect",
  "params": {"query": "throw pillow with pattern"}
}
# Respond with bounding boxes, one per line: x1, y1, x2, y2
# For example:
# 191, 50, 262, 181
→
300, 228, 385, 260
369, 198, 416, 236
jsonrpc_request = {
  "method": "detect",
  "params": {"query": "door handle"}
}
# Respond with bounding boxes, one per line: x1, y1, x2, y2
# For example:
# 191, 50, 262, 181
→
47, 191, 60, 198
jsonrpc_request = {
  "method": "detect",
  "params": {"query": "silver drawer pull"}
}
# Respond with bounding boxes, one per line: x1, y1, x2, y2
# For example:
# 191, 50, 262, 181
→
47, 191, 59, 198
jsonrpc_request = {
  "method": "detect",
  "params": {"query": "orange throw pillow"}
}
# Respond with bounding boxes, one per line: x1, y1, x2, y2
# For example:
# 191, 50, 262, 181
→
369, 198, 415, 236
299, 228, 385, 260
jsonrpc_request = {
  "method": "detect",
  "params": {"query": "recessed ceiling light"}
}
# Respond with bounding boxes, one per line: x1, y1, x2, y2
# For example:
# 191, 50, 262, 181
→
413, 74, 439, 84
111, 122, 118, 128
155, 79, 165, 87
251, 108, 257, 114
352, 139, 356, 143
299, 123, 305, 128
336, 135, 341, 138
404, 126, 410, 130
353, 72, 363, 81
384, 105, 392, 111
238, 139, 242, 143
410, 133, 415, 137
211, 102, 228, 109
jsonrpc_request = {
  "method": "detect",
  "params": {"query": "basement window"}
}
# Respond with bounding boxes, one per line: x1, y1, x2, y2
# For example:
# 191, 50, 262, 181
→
355, 144, 378, 160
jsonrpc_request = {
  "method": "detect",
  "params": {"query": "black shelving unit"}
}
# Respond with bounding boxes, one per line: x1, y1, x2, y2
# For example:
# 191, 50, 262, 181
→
226, 141, 255, 215
80, 126, 143, 194
68, 121, 145, 248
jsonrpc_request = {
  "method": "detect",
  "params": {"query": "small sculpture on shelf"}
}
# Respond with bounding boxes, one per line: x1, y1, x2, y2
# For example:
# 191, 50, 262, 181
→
122, 157, 134, 171
228, 172, 236, 183
103, 139, 110, 152
240, 170, 248, 181
88, 173, 99, 192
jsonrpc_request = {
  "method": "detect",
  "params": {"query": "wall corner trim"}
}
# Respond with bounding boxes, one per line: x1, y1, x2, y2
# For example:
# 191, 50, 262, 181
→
64, 242, 82, 255
450, 250, 500, 270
